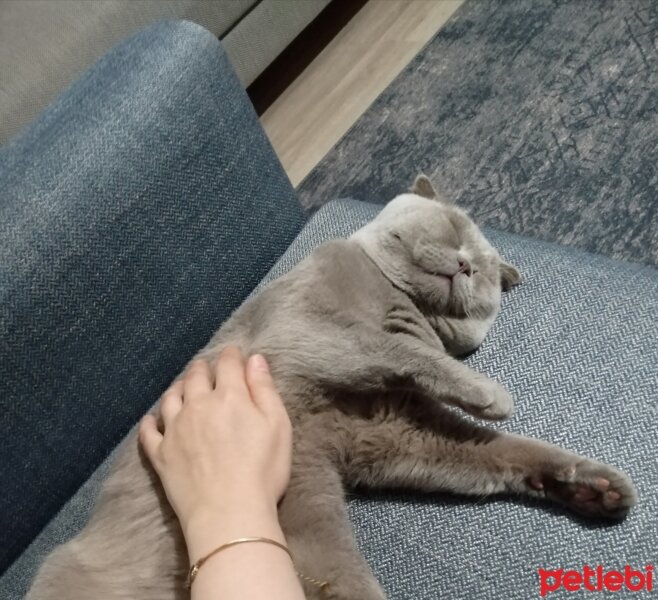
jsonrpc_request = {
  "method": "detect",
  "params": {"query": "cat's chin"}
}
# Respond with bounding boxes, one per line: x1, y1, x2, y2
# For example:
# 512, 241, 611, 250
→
446, 276, 475, 316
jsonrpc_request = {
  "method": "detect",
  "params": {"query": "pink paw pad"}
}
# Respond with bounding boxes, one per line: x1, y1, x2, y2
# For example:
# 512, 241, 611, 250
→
534, 461, 637, 519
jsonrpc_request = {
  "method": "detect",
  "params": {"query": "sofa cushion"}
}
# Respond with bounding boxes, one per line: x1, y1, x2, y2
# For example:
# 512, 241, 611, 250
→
3, 199, 656, 599
0, 20, 307, 575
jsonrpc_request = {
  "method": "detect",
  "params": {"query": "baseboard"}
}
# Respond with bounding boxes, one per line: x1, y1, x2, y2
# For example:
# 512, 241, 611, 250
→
247, 0, 368, 116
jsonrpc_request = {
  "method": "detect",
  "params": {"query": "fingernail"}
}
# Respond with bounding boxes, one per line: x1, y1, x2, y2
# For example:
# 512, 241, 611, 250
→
250, 354, 269, 373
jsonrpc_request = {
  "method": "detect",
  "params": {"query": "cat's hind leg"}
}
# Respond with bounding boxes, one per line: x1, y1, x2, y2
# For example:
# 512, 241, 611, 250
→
279, 441, 387, 600
330, 404, 636, 520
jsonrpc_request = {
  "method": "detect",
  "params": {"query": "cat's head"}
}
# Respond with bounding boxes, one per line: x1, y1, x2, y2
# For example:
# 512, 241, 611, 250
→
352, 175, 520, 354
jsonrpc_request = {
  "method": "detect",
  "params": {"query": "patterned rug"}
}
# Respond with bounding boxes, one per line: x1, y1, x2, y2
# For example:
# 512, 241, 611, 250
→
298, 0, 658, 266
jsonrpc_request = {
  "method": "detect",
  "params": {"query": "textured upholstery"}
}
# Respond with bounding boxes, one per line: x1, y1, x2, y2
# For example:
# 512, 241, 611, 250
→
0, 20, 306, 574
3, 199, 656, 599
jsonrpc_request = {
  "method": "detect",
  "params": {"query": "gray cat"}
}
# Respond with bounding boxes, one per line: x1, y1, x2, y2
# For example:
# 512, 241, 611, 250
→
27, 176, 636, 600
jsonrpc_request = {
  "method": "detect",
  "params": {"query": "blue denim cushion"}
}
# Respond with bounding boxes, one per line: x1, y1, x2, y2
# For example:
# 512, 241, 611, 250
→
3, 199, 656, 599
0, 20, 306, 572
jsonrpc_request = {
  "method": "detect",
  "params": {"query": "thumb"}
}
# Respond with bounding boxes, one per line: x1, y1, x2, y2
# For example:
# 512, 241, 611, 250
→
245, 354, 284, 413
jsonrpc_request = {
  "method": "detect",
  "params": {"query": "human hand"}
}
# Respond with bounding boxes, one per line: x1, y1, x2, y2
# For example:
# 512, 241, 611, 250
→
138, 347, 293, 541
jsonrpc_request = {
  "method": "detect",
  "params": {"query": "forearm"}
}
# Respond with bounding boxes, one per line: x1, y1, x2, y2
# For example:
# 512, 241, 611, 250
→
184, 503, 305, 600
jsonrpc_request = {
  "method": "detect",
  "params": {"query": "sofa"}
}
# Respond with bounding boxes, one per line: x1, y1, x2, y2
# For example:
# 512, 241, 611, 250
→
1, 19, 655, 600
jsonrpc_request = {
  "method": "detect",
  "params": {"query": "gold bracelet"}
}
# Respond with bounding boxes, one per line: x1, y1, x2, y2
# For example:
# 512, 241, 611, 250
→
185, 536, 330, 593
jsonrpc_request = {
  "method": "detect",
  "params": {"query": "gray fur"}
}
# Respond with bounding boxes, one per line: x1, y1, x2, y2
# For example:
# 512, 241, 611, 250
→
27, 183, 637, 600
410, 174, 437, 199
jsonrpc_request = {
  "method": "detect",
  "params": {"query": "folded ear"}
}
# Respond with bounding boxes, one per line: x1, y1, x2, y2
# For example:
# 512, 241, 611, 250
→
410, 174, 438, 199
500, 262, 522, 291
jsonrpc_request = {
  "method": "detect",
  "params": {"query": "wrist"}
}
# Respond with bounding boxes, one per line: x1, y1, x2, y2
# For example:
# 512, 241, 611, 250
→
183, 501, 284, 563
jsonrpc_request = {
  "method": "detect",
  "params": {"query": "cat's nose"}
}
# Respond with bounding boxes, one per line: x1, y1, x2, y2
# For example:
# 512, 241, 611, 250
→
457, 259, 472, 276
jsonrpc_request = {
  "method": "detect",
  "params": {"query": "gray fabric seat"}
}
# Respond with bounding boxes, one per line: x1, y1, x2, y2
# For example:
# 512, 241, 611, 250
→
3, 199, 656, 599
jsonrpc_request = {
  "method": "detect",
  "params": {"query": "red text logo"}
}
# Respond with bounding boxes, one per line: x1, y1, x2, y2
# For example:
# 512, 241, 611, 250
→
538, 565, 654, 596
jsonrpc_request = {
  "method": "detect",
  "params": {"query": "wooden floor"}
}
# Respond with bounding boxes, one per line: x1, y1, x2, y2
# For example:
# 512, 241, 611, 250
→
260, 0, 463, 188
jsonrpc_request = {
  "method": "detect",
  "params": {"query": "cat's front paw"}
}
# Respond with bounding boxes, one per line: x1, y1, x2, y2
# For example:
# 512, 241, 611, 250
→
529, 458, 637, 519
463, 377, 514, 421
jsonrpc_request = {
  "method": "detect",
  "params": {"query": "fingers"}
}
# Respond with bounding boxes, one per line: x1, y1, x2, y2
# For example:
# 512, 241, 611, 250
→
160, 379, 183, 428
184, 359, 214, 399
245, 354, 288, 418
214, 347, 249, 396
138, 414, 163, 467
182, 350, 282, 418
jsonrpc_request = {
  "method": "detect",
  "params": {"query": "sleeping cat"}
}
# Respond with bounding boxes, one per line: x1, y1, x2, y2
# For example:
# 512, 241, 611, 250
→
27, 176, 636, 600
